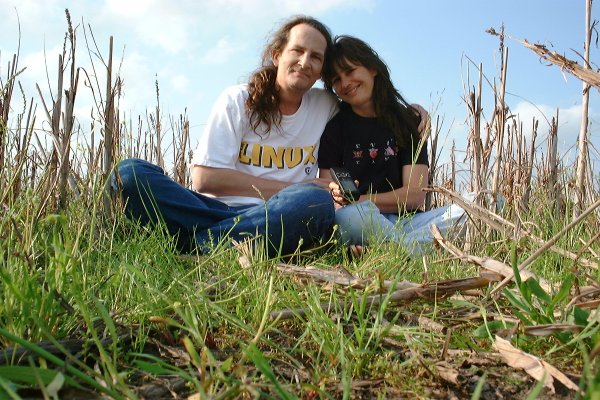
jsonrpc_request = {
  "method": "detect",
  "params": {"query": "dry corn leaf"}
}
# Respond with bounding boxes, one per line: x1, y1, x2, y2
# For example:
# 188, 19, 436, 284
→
436, 362, 461, 385
494, 335, 581, 394
523, 324, 583, 337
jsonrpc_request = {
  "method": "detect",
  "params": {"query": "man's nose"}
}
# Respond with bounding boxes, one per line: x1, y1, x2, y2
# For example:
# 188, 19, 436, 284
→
298, 53, 309, 69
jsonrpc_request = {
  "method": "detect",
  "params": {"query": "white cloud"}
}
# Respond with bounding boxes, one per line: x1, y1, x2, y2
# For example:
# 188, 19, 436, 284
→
170, 74, 189, 92
203, 0, 374, 17
436, 100, 597, 169
199, 38, 238, 65
509, 101, 584, 151
102, 0, 192, 54
104, 0, 378, 48
116, 51, 156, 113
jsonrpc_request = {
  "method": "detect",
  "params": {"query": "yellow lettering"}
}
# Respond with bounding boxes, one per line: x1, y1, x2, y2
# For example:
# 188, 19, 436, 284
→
262, 145, 285, 169
251, 143, 262, 166
239, 143, 317, 169
284, 147, 302, 168
239, 141, 250, 165
303, 145, 316, 164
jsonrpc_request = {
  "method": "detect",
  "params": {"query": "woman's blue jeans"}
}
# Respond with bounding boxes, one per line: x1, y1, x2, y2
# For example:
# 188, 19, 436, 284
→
334, 200, 469, 255
112, 158, 335, 256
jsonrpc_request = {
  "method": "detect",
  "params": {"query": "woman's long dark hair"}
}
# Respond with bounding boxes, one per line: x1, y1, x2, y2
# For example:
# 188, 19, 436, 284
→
245, 16, 333, 134
322, 35, 421, 149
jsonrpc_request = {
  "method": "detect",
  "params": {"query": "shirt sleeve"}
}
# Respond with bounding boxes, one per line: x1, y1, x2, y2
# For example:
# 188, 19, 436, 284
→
398, 135, 429, 167
317, 115, 344, 169
413, 138, 429, 166
191, 86, 246, 169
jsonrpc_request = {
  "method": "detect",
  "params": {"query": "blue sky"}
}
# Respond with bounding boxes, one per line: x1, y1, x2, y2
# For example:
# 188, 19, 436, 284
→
1, 0, 598, 166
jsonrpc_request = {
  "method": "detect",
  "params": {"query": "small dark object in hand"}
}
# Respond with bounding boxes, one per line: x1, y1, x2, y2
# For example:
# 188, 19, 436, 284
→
330, 167, 360, 202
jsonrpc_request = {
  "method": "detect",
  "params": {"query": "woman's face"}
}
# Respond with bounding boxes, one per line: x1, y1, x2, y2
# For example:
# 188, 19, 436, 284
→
332, 59, 377, 117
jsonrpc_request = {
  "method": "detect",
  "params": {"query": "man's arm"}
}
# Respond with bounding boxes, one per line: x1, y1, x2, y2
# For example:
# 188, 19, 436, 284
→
192, 166, 330, 199
192, 166, 290, 199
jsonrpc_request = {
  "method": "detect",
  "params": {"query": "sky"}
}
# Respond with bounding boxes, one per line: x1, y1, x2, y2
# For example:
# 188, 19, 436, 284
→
1, 0, 598, 169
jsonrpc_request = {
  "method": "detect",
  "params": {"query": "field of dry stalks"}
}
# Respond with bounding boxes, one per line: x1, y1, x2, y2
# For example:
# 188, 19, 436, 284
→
2, 7, 600, 400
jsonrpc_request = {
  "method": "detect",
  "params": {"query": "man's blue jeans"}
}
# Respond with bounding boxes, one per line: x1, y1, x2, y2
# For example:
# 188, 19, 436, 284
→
112, 159, 335, 256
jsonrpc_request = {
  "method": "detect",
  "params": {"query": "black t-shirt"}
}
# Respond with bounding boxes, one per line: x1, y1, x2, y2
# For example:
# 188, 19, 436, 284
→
319, 104, 429, 195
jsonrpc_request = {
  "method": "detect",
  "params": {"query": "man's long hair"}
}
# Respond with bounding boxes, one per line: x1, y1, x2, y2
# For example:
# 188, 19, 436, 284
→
246, 15, 333, 135
322, 35, 422, 150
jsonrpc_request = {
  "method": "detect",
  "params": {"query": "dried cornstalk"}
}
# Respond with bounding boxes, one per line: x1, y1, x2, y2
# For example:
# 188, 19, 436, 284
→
430, 224, 550, 292
103, 36, 115, 211
429, 186, 598, 269
464, 62, 485, 194
491, 40, 508, 212
545, 110, 561, 215
59, 11, 79, 211
1, 53, 21, 170
275, 263, 417, 291
491, 195, 600, 295
271, 276, 493, 320
426, 115, 441, 210
488, 27, 600, 90
574, 0, 593, 217
172, 113, 191, 186
520, 117, 537, 211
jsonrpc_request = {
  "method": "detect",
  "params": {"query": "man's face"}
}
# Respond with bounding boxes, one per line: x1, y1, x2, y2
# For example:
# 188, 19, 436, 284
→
273, 23, 327, 95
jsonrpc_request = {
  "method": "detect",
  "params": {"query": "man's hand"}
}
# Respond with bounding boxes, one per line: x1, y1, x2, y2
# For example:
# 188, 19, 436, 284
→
411, 103, 431, 136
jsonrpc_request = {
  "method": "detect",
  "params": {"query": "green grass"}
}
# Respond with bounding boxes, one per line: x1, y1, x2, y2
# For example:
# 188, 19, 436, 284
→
2, 185, 598, 398
2, 11, 600, 398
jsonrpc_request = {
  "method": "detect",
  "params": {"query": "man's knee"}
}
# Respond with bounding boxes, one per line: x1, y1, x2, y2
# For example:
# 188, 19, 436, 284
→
296, 183, 335, 219
114, 158, 162, 194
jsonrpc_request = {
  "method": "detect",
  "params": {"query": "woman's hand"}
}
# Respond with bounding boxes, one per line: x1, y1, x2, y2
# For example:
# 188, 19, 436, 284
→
328, 181, 346, 207
329, 179, 360, 208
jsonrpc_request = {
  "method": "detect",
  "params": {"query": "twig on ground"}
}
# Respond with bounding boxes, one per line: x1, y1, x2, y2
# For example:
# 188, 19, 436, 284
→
430, 224, 550, 292
428, 186, 598, 269
491, 196, 600, 295
270, 276, 493, 320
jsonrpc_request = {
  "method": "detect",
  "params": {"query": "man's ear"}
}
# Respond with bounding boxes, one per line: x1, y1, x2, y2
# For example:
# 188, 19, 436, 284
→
272, 51, 280, 67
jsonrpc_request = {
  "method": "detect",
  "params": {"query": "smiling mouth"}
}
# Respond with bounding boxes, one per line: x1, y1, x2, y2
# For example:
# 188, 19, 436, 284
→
290, 69, 310, 78
343, 85, 359, 96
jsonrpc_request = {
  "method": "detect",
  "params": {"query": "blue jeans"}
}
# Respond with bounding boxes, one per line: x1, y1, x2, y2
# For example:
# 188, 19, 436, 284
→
112, 158, 335, 256
334, 200, 469, 255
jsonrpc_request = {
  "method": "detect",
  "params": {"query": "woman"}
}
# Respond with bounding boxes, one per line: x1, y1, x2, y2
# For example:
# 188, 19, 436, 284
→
318, 36, 467, 255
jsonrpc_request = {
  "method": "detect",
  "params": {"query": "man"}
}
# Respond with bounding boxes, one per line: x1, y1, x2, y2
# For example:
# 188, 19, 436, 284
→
116, 16, 338, 256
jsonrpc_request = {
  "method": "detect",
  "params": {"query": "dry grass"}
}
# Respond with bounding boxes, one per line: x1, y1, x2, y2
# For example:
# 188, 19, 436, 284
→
1, 9, 599, 399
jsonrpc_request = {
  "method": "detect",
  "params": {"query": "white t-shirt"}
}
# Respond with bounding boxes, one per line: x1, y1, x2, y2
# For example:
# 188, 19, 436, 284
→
191, 84, 338, 206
